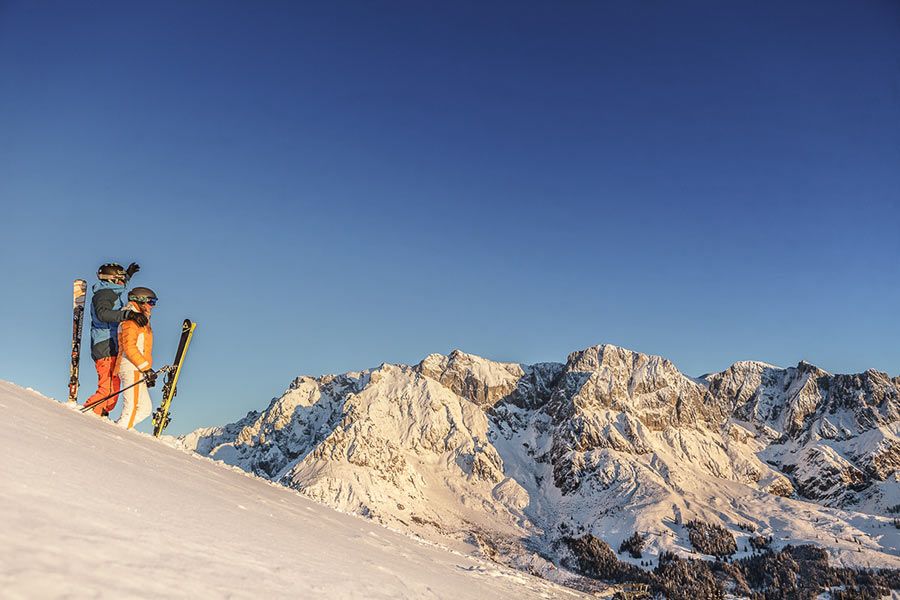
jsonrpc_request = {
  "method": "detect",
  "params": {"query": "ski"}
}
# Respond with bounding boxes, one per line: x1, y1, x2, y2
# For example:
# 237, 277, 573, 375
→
152, 319, 196, 437
68, 279, 88, 403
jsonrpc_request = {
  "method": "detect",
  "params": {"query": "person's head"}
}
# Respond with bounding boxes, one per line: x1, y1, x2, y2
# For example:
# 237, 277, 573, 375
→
97, 263, 127, 286
128, 287, 157, 316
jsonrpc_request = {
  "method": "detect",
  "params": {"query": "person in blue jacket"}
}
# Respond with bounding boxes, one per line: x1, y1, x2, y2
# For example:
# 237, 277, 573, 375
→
83, 262, 145, 416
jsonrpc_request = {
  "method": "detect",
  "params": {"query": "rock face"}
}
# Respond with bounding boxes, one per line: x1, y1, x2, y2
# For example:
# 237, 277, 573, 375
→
180, 343, 900, 580
705, 360, 900, 509
707, 361, 899, 440
414, 350, 524, 409
551, 345, 726, 428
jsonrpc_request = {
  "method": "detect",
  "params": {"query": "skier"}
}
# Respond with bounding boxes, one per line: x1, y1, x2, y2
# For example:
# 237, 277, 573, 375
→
84, 262, 143, 416
116, 287, 158, 429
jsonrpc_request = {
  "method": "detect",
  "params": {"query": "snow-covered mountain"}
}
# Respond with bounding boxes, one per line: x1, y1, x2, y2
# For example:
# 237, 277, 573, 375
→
180, 344, 900, 585
0, 380, 584, 599
707, 359, 900, 511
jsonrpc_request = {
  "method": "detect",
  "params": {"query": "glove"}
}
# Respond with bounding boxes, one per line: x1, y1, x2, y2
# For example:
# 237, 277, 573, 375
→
125, 310, 149, 327
143, 370, 158, 388
125, 262, 140, 280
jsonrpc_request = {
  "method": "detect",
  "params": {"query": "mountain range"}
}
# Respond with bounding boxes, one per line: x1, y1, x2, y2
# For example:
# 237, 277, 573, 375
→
179, 343, 900, 589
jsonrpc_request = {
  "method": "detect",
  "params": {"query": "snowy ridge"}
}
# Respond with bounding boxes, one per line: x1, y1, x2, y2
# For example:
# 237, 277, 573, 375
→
180, 343, 900, 586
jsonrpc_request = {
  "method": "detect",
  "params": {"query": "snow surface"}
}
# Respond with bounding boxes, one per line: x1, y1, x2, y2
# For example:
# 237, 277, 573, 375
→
0, 381, 585, 599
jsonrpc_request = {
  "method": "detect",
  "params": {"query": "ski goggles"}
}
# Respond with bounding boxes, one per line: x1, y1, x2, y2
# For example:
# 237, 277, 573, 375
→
131, 296, 158, 306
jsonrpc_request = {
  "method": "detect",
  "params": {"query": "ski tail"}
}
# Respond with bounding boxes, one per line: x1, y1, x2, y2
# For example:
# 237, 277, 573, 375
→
152, 319, 196, 437
68, 279, 88, 403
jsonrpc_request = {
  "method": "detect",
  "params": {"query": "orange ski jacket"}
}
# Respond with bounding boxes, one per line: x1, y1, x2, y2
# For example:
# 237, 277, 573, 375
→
116, 302, 153, 373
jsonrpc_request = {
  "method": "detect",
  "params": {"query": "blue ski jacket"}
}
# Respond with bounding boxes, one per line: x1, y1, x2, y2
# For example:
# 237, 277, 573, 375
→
90, 280, 130, 361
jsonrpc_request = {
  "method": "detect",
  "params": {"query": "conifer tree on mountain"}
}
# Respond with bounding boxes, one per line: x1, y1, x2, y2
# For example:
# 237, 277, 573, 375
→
83, 262, 144, 416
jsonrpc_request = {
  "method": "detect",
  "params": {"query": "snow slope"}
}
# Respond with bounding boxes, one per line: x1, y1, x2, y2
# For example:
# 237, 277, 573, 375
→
0, 381, 585, 599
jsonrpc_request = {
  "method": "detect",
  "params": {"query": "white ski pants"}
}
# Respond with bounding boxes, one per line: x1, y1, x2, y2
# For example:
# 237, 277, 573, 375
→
117, 368, 152, 429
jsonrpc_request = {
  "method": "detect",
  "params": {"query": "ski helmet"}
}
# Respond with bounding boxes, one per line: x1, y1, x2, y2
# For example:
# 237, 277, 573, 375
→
97, 263, 126, 282
128, 287, 158, 305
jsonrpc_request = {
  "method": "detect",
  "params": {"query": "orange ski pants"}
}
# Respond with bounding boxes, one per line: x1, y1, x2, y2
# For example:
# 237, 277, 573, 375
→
84, 356, 120, 415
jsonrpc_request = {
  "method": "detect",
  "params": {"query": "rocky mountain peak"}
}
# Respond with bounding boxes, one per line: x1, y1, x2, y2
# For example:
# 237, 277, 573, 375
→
551, 343, 724, 431
414, 349, 525, 408
565, 344, 678, 376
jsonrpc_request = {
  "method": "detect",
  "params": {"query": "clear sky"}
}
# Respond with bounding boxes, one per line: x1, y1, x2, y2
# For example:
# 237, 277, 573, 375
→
1, 1, 898, 435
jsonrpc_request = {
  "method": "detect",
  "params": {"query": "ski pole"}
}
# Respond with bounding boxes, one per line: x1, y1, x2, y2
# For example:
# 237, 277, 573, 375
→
80, 365, 172, 413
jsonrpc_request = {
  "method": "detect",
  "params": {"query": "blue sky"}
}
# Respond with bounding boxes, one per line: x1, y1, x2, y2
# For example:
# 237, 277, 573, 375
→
1, 1, 898, 434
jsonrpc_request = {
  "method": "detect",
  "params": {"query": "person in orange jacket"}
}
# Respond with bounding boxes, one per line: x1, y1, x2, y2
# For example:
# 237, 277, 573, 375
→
116, 287, 158, 429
